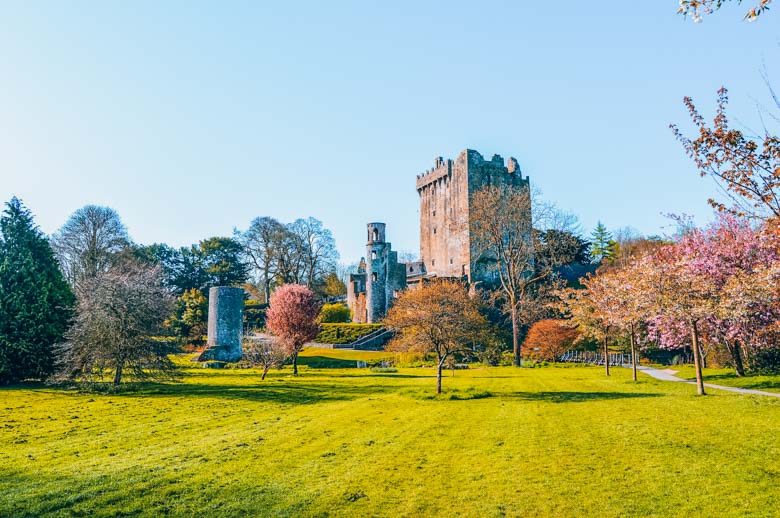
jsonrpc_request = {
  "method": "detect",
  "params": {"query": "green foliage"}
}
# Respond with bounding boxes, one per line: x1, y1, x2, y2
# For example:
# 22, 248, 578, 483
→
0, 198, 75, 383
198, 237, 249, 287
244, 300, 268, 330
590, 221, 617, 263
321, 272, 347, 298
318, 303, 350, 323
166, 289, 208, 343
315, 323, 383, 344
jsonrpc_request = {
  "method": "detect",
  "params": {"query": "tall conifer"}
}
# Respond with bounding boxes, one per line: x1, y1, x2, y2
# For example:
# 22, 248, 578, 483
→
0, 197, 74, 383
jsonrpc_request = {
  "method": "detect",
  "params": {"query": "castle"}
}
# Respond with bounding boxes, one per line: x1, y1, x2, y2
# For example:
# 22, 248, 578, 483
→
347, 149, 531, 323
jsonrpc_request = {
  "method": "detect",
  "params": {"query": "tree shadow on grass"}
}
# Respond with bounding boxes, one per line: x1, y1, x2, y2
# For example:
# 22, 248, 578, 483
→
103, 380, 397, 405
494, 391, 664, 403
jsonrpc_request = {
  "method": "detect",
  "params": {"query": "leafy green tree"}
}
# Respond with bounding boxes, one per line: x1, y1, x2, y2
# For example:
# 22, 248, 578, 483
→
590, 222, 616, 263
321, 272, 347, 298
166, 288, 208, 343
197, 237, 249, 288
0, 198, 75, 383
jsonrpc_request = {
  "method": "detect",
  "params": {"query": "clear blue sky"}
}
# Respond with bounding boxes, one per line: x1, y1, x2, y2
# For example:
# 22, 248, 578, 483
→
2, 1, 778, 262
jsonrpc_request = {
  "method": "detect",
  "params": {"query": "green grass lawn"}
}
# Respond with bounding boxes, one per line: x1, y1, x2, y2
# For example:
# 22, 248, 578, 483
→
1, 350, 778, 517
669, 365, 780, 394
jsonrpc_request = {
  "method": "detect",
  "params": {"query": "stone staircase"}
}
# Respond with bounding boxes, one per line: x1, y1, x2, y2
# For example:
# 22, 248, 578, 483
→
334, 327, 395, 351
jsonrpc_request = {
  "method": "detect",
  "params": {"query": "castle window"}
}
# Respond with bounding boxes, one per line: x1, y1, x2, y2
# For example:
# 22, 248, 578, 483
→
450, 258, 453, 264
409, 266, 414, 272
433, 228, 437, 235
371, 251, 377, 260
372, 228, 378, 241
433, 210, 436, 216
432, 259, 435, 266
372, 272, 377, 282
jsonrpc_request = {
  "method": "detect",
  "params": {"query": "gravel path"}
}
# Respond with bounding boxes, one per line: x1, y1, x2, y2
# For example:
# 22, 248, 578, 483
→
634, 365, 780, 398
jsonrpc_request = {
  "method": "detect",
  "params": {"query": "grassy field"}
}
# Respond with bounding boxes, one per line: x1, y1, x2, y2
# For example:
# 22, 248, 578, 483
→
670, 365, 780, 394
1, 350, 778, 517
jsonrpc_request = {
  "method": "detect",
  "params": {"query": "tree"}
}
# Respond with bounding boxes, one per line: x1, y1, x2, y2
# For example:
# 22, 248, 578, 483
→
523, 320, 579, 362
677, 0, 771, 22
385, 281, 489, 394
166, 288, 208, 344
288, 217, 339, 289
590, 222, 616, 264
672, 89, 780, 224
242, 338, 288, 380
197, 237, 250, 288
265, 284, 321, 376
51, 205, 130, 291
0, 198, 75, 383
236, 217, 287, 302
642, 243, 718, 395
557, 285, 613, 376
56, 260, 175, 386
643, 215, 779, 377
319, 303, 350, 323
321, 272, 347, 299
471, 184, 578, 366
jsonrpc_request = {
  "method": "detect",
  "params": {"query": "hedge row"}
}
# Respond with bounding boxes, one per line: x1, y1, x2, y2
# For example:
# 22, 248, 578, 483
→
315, 323, 383, 344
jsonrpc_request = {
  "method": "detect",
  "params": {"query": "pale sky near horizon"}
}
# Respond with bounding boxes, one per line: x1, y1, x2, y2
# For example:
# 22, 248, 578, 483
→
2, 2, 779, 262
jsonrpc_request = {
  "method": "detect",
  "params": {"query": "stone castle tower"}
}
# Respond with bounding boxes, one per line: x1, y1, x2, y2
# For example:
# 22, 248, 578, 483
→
347, 223, 407, 323
416, 149, 530, 284
347, 149, 531, 323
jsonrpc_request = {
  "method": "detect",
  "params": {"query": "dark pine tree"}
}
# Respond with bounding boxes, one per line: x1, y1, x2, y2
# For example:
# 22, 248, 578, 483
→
0, 198, 75, 383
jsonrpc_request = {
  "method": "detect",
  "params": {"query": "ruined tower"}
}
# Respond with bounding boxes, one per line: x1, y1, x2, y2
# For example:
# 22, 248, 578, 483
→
415, 149, 530, 284
347, 223, 407, 323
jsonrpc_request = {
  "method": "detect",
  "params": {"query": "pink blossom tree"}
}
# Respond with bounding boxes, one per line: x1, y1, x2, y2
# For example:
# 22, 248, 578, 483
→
265, 284, 321, 376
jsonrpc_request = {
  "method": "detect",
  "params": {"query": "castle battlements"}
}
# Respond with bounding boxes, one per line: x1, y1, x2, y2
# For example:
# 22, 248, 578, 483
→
416, 149, 526, 191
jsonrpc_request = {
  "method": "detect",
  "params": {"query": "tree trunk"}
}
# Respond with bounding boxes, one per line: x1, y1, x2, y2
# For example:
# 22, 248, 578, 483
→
261, 365, 269, 381
603, 334, 610, 376
436, 358, 443, 394
113, 363, 123, 386
690, 320, 706, 396
511, 304, 521, 367
729, 341, 745, 377
630, 322, 638, 382
292, 354, 299, 376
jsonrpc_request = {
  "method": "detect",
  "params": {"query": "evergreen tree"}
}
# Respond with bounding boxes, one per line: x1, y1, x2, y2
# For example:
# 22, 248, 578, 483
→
590, 222, 616, 263
0, 198, 74, 383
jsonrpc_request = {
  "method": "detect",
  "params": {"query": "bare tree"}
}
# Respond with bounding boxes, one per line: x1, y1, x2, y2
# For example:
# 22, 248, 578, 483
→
236, 217, 287, 302
470, 185, 578, 366
242, 338, 288, 380
51, 205, 130, 291
55, 260, 175, 386
288, 217, 339, 288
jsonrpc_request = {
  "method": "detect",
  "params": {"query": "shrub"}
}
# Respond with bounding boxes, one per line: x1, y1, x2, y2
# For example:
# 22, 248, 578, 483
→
244, 302, 268, 330
319, 303, 350, 323
315, 323, 382, 344
369, 366, 398, 373
523, 319, 579, 362
751, 347, 780, 374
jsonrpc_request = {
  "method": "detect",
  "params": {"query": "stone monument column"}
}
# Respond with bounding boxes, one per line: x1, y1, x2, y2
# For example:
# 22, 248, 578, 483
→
198, 286, 244, 363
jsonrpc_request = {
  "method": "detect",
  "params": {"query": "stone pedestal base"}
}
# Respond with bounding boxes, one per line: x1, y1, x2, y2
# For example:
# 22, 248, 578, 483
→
198, 345, 243, 363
